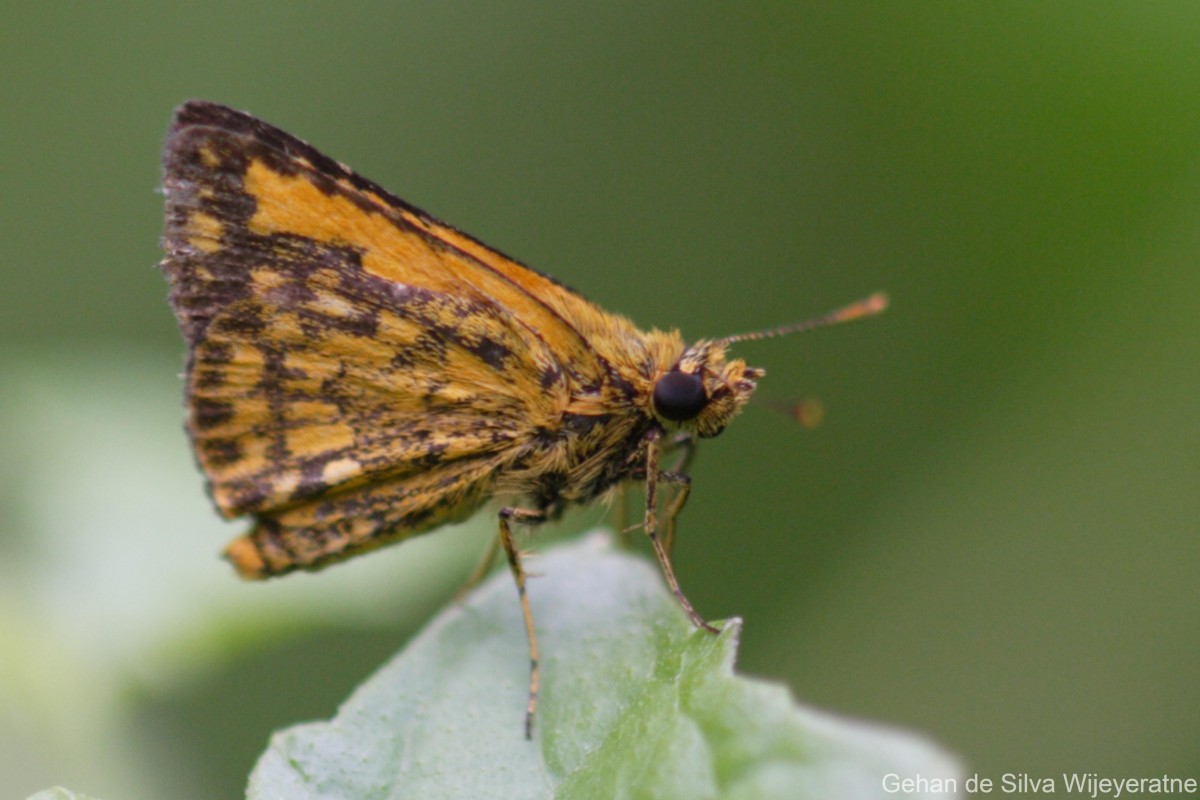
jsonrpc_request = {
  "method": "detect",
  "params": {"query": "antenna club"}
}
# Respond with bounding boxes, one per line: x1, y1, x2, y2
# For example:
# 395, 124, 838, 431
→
718, 290, 890, 346
838, 291, 890, 323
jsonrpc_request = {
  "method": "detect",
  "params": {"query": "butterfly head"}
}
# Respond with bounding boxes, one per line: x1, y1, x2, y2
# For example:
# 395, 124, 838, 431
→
651, 341, 762, 438
649, 292, 889, 438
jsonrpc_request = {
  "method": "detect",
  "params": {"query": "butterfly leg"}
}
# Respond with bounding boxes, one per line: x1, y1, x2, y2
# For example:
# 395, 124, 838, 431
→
454, 532, 501, 601
666, 432, 696, 471
643, 431, 719, 635
657, 470, 691, 558
613, 482, 635, 546
659, 434, 695, 556
498, 506, 547, 739
617, 433, 691, 541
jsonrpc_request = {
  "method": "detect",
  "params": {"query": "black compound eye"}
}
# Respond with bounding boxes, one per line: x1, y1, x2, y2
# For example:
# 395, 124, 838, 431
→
652, 370, 708, 422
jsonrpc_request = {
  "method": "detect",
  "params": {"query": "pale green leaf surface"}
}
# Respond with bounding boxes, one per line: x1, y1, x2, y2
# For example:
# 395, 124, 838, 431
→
26, 789, 103, 800
249, 533, 961, 799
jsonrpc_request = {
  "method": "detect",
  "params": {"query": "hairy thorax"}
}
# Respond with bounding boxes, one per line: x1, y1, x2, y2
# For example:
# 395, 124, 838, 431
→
496, 396, 656, 516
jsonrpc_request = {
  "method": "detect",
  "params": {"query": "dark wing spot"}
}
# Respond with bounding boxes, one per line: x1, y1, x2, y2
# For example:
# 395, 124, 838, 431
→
192, 398, 235, 430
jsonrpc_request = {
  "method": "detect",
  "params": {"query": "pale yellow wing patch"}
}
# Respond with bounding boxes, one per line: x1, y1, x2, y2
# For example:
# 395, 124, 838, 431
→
187, 263, 564, 518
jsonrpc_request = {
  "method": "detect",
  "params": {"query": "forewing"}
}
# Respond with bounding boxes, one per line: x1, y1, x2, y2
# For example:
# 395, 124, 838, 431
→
163, 101, 613, 380
160, 101, 576, 519
393, 187, 658, 376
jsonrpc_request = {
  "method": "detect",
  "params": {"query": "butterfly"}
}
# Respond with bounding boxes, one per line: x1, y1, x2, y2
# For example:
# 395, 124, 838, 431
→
159, 100, 887, 737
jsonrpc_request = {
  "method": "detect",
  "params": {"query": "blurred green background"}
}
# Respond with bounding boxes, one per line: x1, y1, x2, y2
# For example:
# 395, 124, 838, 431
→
2, 3, 1196, 798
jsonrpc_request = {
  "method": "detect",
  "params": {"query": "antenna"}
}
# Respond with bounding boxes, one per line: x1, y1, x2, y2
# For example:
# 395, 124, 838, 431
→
716, 291, 889, 346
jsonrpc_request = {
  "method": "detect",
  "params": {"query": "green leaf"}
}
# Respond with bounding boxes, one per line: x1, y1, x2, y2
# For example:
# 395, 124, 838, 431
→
248, 533, 960, 799
26, 789, 103, 800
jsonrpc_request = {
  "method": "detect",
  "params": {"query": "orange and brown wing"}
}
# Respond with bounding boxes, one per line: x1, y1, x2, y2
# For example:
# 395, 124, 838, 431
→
160, 101, 610, 573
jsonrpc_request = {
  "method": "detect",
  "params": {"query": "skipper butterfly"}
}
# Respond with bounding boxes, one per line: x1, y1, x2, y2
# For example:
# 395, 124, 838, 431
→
159, 101, 887, 737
